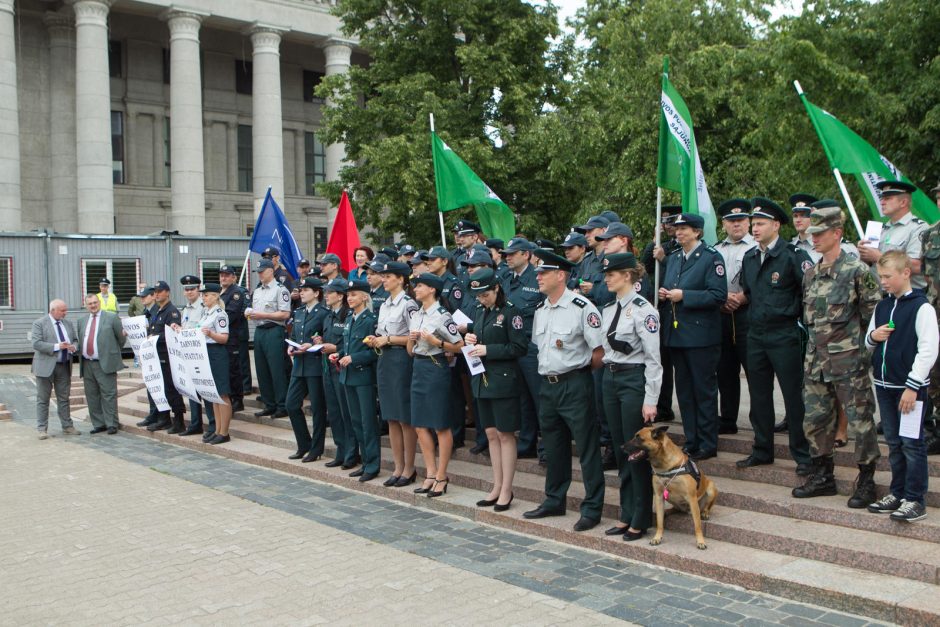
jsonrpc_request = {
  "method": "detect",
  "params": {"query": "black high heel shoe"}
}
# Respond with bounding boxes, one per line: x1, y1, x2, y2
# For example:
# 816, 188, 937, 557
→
494, 493, 514, 512
427, 477, 449, 498
394, 471, 417, 487
476, 497, 499, 507
414, 477, 435, 494
383, 474, 402, 487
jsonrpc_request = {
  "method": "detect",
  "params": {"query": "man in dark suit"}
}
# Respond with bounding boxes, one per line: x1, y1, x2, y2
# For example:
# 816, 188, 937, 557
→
31, 299, 81, 439
78, 294, 127, 435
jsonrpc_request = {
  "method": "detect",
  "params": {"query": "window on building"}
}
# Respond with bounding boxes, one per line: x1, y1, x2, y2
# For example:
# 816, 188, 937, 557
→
111, 111, 125, 184
238, 124, 253, 192
235, 60, 253, 95
246, 225, 254, 237
109, 40, 122, 78
314, 227, 328, 257
198, 259, 245, 285
0, 257, 12, 308
163, 48, 170, 84
303, 70, 325, 103
82, 259, 140, 306
164, 117, 171, 187
304, 132, 326, 195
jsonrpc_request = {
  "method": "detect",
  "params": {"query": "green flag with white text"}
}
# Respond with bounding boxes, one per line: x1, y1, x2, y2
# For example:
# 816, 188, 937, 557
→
657, 59, 717, 244
799, 95, 939, 224
431, 132, 516, 242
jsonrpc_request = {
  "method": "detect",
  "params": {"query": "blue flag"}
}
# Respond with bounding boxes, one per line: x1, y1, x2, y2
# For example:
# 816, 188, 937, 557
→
248, 188, 304, 279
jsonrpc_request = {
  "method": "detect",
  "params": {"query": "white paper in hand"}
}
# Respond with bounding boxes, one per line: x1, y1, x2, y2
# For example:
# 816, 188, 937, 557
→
461, 345, 486, 376
286, 338, 324, 353
864, 221, 883, 245
899, 401, 924, 439
452, 309, 473, 326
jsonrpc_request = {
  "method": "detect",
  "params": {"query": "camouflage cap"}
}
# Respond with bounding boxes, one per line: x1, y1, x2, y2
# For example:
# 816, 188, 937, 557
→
805, 206, 845, 234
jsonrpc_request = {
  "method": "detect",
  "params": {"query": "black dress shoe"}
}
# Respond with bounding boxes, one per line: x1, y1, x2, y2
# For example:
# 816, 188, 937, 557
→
180, 426, 203, 436
691, 450, 717, 461
255, 395, 263, 402
106, 427, 118, 435
394, 472, 417, 487
147, 420, 170, 432
255, 409, 275, 417
383, 475, 402, 487
470, 443, 489, 455
358, 471, 378, 483
231, 399, 244, 412
90, 426, 107, 434
718, 425, 738, 435
773, 420, 789, 433
167, 425, 184, 435
523, 506, 565, 520
302, 452, 321, 463
202, 432, 216, 442
605, 525, 628, 536
288, 451, 305, 460
341, 457, 361, 470
493, 494, 513, 512
324, 459, 343, 468
136, 417, 156, 427
272, 410, 288, 418
476, 497, 498, 507
573, 516, 600, 532
623, 529, 646, 542
209, 434, 231, 445
349, 468, 364, 478
735, 455, 772, 469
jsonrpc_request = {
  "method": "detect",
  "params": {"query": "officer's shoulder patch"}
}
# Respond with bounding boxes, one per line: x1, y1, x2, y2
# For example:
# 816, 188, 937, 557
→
801, 259, 814, 272
704, 245, 719, 254
218, 318, 227, 328
233, 293, 240, 300
281, 292, 290, 302
535, 300, 545, 310
644, 314, 659, 333
586, 312, 601, 328
572, 297, 588, 309
446, 322, 458, 335
633, 296, 647, 307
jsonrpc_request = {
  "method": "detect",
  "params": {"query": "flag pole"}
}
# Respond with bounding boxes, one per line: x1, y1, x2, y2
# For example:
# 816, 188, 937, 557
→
430, 113, 447, 248
794, 81, 864, 237
237, 250, 251, 288
654, 187, 661, 307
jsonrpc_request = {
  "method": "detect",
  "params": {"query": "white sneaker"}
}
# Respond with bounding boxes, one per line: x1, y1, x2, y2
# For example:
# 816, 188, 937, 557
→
62, 426, 81, 435
38, 431, 48, 440
890, 499, 927, 522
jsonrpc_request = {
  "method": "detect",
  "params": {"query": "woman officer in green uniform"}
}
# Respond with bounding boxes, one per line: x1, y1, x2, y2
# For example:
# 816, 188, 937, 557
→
285, 277, 329, 462
319, 278, 358, 469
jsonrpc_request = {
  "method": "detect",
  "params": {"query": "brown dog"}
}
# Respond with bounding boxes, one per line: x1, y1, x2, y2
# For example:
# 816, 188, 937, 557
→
624, 425, 718, 550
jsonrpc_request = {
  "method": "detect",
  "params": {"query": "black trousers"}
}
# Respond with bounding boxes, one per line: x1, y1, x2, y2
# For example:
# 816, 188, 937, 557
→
671, 346, 720, 455
656, 307, 675, 418
157, 354, 186, 418
226, 339, 243, 400
717, 310, 749, 430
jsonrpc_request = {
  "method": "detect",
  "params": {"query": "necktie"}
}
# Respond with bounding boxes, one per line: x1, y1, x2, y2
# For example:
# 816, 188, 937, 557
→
86, 314, 97, 358
606, 302, 632, 354
55, 321, 67, 363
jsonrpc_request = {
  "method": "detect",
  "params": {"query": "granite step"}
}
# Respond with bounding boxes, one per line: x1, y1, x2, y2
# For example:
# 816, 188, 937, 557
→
109, 412, 940, 625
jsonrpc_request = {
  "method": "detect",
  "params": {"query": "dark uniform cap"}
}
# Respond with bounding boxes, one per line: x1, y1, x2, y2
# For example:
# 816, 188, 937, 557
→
398, 244, 416, 256
471, 243, 490, 253
575, 215, 610, 233
153, 280, 171, 292
789, 193, 818, 215
379, 246, 399, 259
411, 272, 444, 291
717, 198, 752, 220
298, 258, 311, 267
485, 238, 504, 250
318, 253, 341, 265
533, 248, 574, 272
380, 261, 411, 277
299, 277, 323, 290
673, 213, 706, 229
256, 259, 275, 271
347, 279, 370, 293
219, 265, 237, 275
749, 197, 789, 225
307, 264, 322, 277
367, 260, 386, 273
501, 237, 535, 253
453, 219, 482, 235
409, 250, 429, 264
460, 250, 494, 267
811, 198, 840, 210
806, 206, 845, 234
323, 278, 349, 293
372, 253, 391, 264
427, 246, 452, 260
561, 232, 588, 248
595, 221, 634, 240
601, 252, 638, 272
137, 287, 154, 297
262, 246, 280, 258
180, 274, 200, 287
468, 268, 499, 292
876, 179, 917, 196
599, 210, 621, 224
199, 283, 221, 293
535, 238, 557, 250
99, 277, 111, 285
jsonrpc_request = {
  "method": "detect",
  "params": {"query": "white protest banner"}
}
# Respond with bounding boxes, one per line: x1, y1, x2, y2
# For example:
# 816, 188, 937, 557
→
165, 326, 201, 403
166, 327, 225, 404
139, 336, 170, 411
121, 315, 149, 356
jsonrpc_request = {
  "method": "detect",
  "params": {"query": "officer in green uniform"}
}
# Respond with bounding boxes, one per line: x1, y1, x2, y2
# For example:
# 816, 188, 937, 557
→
320, 278, 357, 469
286, 277, 330, 462
737, 197, 813, 474
522, 250, 606, 532
248, 259, 292, 418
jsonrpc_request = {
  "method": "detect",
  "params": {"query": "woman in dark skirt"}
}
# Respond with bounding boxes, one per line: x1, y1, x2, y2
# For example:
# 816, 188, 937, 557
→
464, 269, 528, 511
407, 273, 464, 497
368, 261, 419, 487
319, 278, 358, 469
198, 284, 232, 444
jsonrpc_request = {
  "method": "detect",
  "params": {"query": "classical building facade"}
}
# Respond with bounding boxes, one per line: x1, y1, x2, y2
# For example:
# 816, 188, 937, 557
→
0, 0, 363, 256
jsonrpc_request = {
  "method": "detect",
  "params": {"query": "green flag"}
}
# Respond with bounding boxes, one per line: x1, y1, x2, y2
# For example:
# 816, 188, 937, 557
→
799, 93, 939, 223
657, 58, 718, 244
430, 132, 516, 242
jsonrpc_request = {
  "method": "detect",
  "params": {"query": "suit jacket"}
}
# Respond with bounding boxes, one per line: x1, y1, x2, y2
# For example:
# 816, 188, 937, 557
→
338, 309, 377, 386
660, 242, 727, 348
77, 311, 127, 375
31, 315, 76, 377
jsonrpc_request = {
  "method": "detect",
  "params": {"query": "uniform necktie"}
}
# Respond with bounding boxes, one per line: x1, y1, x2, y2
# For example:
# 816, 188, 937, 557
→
606, 302, 632, 354
55, 321, 68, 363
86, 314, 97, 358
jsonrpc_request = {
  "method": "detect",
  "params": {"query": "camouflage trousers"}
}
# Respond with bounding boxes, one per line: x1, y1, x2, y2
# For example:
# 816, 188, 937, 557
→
804, 374, 880, 465
928, 358, 940, 421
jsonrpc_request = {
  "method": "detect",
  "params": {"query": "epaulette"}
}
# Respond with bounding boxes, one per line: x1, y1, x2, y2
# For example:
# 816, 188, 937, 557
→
632, 296, 648, 307
437, 306, 448, 314
572, 297, 587, 308
786, 243, 801, 253
704, 245, 718, 254
506, 300, 515, 308
913, 217, 925, 224
536, 300, 545, 310
667, 247, 682, 256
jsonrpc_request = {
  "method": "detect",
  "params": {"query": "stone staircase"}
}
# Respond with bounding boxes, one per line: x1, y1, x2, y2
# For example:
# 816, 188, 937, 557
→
67, 370, 145, 411
101, 389, 940, 625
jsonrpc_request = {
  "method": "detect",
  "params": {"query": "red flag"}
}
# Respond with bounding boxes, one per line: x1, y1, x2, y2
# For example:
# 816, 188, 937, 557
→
326, 190, 362, 273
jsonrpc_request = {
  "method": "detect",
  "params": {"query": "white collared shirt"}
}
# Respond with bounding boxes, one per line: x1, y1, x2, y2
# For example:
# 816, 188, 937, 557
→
50, 314, 70, 351
82, 313, 100, 360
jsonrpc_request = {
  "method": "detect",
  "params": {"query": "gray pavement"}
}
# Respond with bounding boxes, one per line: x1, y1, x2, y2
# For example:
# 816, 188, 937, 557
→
0, 370, 888, 626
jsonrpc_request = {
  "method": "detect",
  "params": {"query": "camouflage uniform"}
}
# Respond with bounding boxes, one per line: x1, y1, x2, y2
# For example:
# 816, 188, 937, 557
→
802, 250, 882, 465
920, 223, 940, 418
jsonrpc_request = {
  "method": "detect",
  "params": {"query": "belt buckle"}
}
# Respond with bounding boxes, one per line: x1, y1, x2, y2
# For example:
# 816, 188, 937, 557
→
547, 375, 559, 384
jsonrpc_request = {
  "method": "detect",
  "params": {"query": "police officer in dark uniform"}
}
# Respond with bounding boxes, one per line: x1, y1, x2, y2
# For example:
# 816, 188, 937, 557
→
737, 198, 814, 474
218, 265, 246, 412
320, 278, 358, 469
147, 280, 186, 433
562, 232, 590, 289
452, 220, 482, 276
573, 215, 609, 300
486, 238, 510, 282
134, 286, 162, 427
286, 277, 330, 462
658, 214, 727, 460
366, 260, 390, 314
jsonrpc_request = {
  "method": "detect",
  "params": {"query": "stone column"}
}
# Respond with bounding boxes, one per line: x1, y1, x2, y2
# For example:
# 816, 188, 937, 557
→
70, 0, 114, 234
248, 24, 286, 216
0, 0, 22, 231
226, 120, 238, 191
164, 8, 208, 235
322, 38, 352, 231
44, 12, 77, 232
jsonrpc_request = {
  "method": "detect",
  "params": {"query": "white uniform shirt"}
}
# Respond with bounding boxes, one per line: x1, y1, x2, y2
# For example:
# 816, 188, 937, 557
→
180, 299, 206, 329
409, 301, 461, 356
878, 212, 928, 289
715, 233, 756, 292
251, 279, 292, 326
377, 291, 419, 337
601, 292, 663, 405
532, 289, 605, 376
199, 305, 229, 344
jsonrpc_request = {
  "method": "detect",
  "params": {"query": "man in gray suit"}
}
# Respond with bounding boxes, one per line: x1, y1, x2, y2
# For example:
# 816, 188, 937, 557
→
31, 299, 81, 439
78, 294, 127, 434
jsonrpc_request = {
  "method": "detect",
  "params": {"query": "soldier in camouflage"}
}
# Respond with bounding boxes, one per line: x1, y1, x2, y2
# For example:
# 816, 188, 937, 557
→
918, 180, 940, 454
793, 203, 882, 508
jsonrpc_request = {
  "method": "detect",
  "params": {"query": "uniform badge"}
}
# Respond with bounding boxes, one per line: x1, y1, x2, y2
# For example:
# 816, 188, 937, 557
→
555, 339, 563, 348
446, 322, 458, 335
452, 288, 463, 301
771, 271, 780, 285
496, 314, 505, 325
511, 315, 523, 330
218, 318, 227, 328
278, 276, 286, 283
233, 293, 240, 300
282, 292, 289, 302
801, 260, 813, 272
471, 280, 480, 288
587, 312, 601, 328
716, 265, 725, 277
645, 315, 659, 333
634, 281, 642, 293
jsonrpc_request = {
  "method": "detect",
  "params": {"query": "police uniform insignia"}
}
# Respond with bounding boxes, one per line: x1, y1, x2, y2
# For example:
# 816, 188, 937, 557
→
716, 265, 725, 277
282, 292, 289, 302
555, 339, 563, 348
446, 322, 458, 335
470, 280, 480, 288
233, 293, 240, 300
634, 281, 642, 293
645, 314, 659, 333
218, 318, 227, 328
452, 288, 462, 301
572, 297, 587, 309
511, 315, 523, 330
801, 260, 813, 272
771, 271, 780, 284
587, 312, 601, 328
496, 314, 504, 325
603, 258, 610, 267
